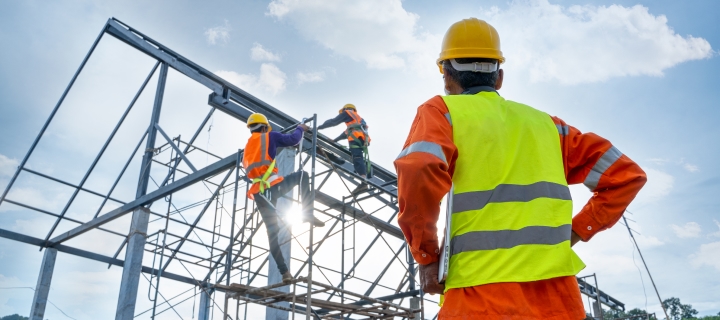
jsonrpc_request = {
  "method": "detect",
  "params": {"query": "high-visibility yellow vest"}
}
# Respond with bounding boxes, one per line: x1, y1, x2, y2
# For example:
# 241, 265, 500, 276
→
442, 92, 585, 290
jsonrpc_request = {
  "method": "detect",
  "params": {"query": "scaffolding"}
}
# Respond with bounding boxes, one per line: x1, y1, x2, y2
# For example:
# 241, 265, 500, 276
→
0, 17, 625, 320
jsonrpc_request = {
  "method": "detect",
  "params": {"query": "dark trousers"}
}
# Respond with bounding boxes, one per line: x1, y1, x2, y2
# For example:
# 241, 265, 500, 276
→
350, 141, 369, 178
253, 171, 312, 274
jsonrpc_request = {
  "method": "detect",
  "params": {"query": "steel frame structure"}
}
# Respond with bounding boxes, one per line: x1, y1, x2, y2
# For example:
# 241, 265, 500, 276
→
0, 18, 624, 320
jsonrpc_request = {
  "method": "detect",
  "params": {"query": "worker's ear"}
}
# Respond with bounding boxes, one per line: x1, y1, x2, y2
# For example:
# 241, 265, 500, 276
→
443, 73, 462, 95
495, 69, 504, 90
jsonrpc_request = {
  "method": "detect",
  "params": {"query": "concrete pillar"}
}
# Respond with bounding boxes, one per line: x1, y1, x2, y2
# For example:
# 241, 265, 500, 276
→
266, 147, 295, 320
198, 285, 214, 320
29, 248, 57, 320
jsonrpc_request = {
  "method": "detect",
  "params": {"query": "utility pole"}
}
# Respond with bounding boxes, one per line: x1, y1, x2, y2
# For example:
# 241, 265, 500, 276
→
622, 215, 670, 320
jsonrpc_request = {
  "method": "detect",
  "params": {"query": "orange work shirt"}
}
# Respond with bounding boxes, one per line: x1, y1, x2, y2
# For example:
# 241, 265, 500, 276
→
394, 95, 647, 320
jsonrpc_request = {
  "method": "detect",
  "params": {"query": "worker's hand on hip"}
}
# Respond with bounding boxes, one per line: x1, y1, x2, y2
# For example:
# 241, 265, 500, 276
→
298, 124, 310, 131
419, 261, 445, 295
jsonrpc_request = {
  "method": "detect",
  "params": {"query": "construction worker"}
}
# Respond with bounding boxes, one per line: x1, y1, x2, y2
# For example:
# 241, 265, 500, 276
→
318, 104, 372, 194
394, 18, 647, 319
243, 113, 325, 282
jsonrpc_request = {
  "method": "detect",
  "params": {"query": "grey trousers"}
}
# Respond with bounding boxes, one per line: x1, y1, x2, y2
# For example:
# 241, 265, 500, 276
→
253, 171, 312, 274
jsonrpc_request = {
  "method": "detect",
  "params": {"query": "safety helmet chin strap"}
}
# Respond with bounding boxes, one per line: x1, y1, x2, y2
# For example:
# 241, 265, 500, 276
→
450, 59, 498, 73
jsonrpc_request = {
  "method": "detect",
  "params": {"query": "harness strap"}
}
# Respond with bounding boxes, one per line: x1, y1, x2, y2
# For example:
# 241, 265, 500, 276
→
252, 159, 277, 193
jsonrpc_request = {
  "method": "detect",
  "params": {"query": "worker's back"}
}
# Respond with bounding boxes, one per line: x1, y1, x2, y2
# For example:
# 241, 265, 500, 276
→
442, 91, 585, 290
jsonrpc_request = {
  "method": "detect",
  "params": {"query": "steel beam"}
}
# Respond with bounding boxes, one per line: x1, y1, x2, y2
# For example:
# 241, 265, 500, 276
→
0, 228, 206, 287
48, 152, 238, 245
104, 18, 398, 191
159, 167, 235, 272
42, 61, 160, 243
116, 62, 168, 320
0, 23, 106, 205
314, 191, 403, 239
29, 248, 57, 320
154, 123, 197, 172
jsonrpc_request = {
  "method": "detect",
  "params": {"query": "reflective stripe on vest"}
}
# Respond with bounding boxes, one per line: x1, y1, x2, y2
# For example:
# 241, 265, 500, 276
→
344, 110, 367, 143
442, 92, 585, 290
242, 132, 282, 197
452, 181, 571, 213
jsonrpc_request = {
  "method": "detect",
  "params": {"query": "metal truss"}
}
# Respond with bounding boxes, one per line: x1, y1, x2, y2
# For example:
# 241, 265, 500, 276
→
0, 17, 624, 320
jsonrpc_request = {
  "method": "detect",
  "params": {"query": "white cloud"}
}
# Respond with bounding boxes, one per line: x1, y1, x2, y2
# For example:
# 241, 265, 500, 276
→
709, 220, 720, 238
646, 158, 699, 173
296, 71, 325, 84
0, 154, 18, 177
633, 168, 673, 205
683, 163, 699, 173
480, 0, 714, 84
266, 0, 437, 71
204, 20, 231, 45
672, 222, 702, 238
647, 158, 670, 165
0, 274, 28, 316
251, 43, 282, 62
216, 63, 287, 95
690, 241, 720, 271
0, 186, 68, 213
636, 234, 664, 248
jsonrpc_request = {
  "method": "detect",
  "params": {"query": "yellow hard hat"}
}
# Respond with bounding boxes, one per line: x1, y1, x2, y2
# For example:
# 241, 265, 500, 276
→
437, 18, 505, 73
247, 113, 271, 131
338, 103, 356, 114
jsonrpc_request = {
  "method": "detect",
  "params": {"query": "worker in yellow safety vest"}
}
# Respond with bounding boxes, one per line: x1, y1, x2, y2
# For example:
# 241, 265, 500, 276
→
394, 18, 647, 319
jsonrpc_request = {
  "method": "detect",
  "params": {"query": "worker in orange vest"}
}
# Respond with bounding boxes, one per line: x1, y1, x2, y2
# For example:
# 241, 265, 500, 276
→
243, 113, 325, 282
394, 18, 647, 319
318, 104, 372, 194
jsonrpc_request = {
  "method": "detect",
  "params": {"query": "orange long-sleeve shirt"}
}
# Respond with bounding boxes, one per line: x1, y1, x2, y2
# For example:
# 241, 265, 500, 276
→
394, 95, 646, 320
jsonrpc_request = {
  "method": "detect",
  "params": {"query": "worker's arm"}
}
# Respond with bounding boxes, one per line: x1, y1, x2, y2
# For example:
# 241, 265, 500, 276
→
553, 117, 647, 242
333, 132, 347, 142
317, 113, 352, 130
394, 96, 457, 265
270, 127, 304, 148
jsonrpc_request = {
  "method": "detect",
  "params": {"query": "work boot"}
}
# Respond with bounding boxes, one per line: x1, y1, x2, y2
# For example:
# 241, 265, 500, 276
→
351, 182, 368, 195
303, 215, 326, 227
282, 271, 293, 283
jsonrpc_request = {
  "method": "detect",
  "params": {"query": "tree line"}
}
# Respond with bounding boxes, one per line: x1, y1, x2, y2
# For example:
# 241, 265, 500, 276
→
584, 297, 720, 320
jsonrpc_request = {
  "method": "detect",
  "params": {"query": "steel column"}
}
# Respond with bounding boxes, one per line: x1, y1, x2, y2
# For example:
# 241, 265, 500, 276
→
198, 285, 213, 320
29, 248, 57, 320
306, 114, 318, 320
116, 62, 168, 320
267, 147, 295, 320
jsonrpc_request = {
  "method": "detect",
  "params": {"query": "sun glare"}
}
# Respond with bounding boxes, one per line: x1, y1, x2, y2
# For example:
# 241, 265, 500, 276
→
284, 203, 304, 226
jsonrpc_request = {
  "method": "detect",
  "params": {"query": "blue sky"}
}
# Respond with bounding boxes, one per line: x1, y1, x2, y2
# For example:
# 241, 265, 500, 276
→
1, 0, 719, 318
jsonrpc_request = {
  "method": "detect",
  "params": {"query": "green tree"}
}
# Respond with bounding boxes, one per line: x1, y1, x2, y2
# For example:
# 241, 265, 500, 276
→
663, 297, 699, 320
